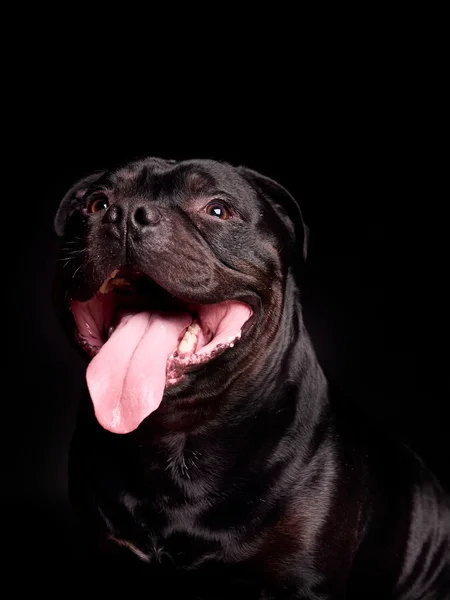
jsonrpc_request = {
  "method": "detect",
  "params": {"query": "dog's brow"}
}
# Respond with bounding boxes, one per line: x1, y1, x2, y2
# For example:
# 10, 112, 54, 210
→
185, 171, 213, 194
117, 169, 136, 181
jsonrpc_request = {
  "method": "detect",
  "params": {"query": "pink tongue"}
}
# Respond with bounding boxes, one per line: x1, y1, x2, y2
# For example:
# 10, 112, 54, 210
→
86, 311, 191, 434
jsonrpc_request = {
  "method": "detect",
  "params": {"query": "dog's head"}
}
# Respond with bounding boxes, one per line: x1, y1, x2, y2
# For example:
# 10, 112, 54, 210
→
54, 158, 308, 434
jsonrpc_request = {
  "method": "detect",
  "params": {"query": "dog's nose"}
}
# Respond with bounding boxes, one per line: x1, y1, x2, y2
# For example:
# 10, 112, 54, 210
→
130, 205, 161, 228
102, 204, 161, 237
103, 205, 122, 225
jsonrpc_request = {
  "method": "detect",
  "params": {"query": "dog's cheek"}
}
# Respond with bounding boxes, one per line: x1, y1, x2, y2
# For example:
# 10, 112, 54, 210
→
56, 212, 90, 284
64, 210, 88, 241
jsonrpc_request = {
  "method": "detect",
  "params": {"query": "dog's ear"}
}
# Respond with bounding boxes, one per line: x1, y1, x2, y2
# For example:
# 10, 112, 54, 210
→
237, 167, 309, 261
54, 172, 106, 238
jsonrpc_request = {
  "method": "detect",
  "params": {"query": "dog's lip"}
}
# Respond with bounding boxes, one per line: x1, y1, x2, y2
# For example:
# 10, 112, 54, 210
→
69, 266, 257, 371
69, 266, 260, 317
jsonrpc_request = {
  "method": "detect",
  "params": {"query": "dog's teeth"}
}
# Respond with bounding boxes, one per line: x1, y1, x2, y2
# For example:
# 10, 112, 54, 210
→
178, 339, 190, 354
99, 280, 112, 294
110, 277, 133, 288
187, 323, 201, 335
108, 325, 115, 338
99, 269, 120, 294
178, 325, 200, 354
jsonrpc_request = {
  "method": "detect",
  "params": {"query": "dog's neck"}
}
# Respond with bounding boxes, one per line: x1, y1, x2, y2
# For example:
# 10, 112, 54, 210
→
256, 269, 330, 435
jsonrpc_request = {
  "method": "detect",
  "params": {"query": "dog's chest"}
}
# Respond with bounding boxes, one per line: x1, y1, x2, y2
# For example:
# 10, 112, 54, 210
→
99, 485, 231, 568
73, 431, 306, 571
89, 447, 232, 566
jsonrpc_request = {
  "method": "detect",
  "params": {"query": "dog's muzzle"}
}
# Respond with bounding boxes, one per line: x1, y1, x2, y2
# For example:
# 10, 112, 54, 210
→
70, 267, 253, 434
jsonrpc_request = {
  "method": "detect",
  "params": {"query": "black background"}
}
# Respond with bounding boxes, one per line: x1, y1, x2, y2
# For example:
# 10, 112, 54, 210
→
4, 40, 448, 576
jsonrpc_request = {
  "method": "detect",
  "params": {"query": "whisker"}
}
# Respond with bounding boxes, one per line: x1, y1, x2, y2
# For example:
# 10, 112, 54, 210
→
61, 248, 86, 255
57, 259, 74, 267
59, 249, 86, 263
72, 264, 84, 279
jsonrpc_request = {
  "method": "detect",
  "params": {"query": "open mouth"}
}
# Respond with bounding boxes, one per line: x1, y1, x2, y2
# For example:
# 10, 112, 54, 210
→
70, 267, 253, 434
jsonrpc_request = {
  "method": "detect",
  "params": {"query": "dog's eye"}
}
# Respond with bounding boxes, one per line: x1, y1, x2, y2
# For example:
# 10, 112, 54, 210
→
205, 201, 231, 220
88, 195, 109, 214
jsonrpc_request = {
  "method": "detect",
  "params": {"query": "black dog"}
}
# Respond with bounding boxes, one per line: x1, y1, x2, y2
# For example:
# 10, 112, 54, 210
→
53, 158, 449, 599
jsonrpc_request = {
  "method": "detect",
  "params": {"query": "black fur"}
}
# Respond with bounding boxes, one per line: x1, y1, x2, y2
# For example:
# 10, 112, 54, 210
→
54, 158, 450, 599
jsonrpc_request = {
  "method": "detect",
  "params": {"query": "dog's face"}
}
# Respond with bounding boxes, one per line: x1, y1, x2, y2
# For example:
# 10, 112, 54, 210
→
54, 158, 307, 434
